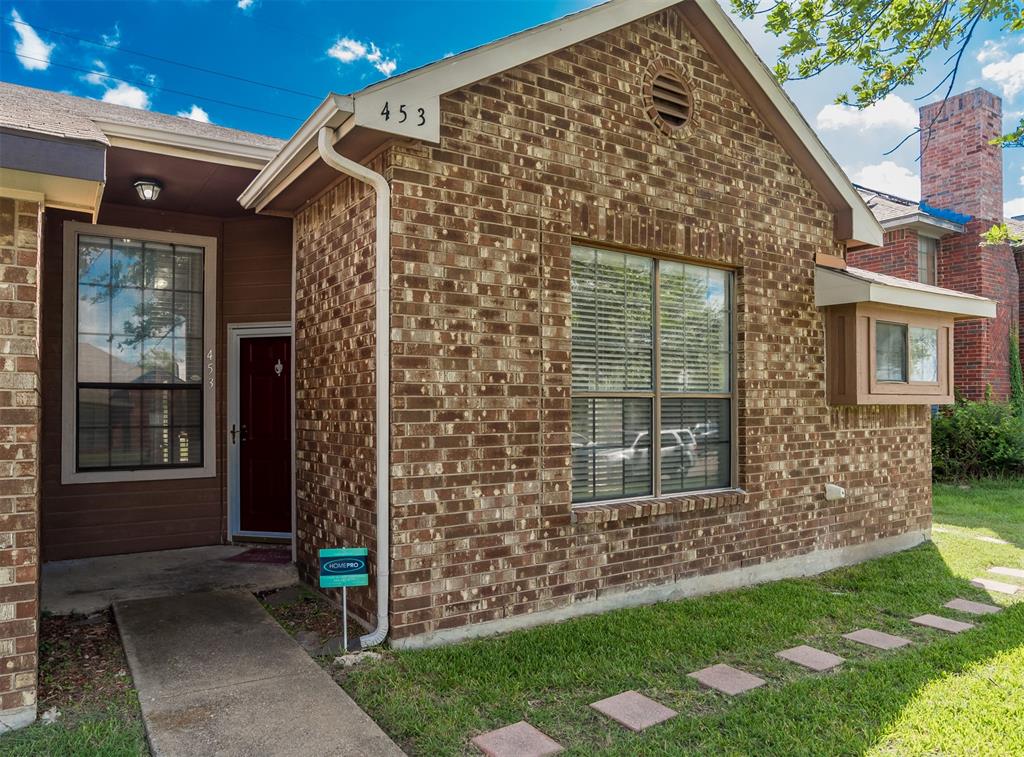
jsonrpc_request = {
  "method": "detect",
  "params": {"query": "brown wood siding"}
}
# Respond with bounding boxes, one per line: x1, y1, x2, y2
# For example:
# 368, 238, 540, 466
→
40, 204, 292, 561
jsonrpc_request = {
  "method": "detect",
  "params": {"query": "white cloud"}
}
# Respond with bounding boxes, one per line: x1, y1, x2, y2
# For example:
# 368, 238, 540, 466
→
977, 40, 1007, 64
327, 37, 367, 63
177, 104, 211, 123
849, 161, 921, 200
100, 81, 150, 109
1005, 197, 1024, 217
326, 36, 397, 77
237, 0, 254, 9
982, 52, 1024, 100
83, 59, 108, 86
9, 9, 55, 70
816, 94, 918, 132
101, 23, 120, 48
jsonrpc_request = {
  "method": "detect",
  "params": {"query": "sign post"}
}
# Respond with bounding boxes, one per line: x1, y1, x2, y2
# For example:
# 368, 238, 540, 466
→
318, 547, 369, 653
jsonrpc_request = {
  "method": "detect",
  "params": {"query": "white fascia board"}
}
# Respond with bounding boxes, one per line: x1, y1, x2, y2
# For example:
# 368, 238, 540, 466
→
815, 266, 996, 319
238, 93, 354, 210
692, 0, 882, 248
93, 120, 279, 168
879, 212, 965, 236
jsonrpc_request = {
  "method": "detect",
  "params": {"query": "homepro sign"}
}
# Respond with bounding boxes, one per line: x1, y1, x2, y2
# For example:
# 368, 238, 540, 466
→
318, 547, 369, 589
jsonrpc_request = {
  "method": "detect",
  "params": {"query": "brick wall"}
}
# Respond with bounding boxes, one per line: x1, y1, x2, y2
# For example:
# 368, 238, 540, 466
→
0, 197, 40, 730
920, 89, 1003, 222
295, 7, 933, 644
941, 223, 1019, 399
293, 159, 384, 625
848, 228, 919, 280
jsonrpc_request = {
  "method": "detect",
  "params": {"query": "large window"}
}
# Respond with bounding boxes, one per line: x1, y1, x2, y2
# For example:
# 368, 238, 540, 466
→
570, 246, 733, 505
62, 223, 217, 483
917, 236, 937, 286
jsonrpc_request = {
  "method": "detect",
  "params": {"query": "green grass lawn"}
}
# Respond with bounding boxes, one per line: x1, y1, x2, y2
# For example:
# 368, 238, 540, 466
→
339, 480, 1024, 756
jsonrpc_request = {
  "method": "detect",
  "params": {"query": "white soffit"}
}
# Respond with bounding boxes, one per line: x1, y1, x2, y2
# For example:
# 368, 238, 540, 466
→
0, 167, 104, 218
815, 265, 996, 319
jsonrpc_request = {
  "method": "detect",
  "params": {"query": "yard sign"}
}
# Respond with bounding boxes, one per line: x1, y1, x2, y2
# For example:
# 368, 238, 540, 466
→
318, 547, 369, 589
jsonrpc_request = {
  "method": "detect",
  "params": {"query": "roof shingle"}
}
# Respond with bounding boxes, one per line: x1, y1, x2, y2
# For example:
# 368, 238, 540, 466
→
0, 81, 282, 151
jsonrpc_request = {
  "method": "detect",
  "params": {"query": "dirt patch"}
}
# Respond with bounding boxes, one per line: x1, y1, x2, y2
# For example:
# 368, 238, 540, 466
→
38, 610, 136, 711
258, 585, 368, 655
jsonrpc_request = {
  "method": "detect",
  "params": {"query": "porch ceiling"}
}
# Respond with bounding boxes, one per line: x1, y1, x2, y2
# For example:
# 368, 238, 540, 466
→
105, 146, 258, 217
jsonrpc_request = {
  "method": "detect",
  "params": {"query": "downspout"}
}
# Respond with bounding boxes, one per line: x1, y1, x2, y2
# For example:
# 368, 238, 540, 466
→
316, 125, 391, 649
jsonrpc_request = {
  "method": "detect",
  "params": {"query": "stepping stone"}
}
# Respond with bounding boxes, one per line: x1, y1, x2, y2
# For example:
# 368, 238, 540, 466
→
988, 567, 1024, 580
775, 645, 844, 672
945, 598, 1001, 615
842, 628, 911, 650
688, 664, 766, 695
971, 577, 1021, 595
589, 690, 676, 732
910, 614, 975, 633
471, 722, 563, 757
263, 586, 303, 607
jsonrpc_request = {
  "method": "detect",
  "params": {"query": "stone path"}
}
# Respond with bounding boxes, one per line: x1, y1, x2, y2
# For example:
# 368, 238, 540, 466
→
115, 590, 404, 757
470, 588, 1012, 756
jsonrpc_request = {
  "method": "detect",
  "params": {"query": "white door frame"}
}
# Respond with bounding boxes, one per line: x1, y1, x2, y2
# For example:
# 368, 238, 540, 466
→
227, 322, 294, 542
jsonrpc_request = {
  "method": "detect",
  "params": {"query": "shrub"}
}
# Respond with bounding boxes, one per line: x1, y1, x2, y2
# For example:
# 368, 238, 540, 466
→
1011, 324, 1024, 419
932, 397, 1024, 481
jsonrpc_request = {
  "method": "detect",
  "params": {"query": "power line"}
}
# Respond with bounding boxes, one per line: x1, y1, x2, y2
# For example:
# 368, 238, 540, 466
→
2, 50, 303, 121
10, 18, 321, 101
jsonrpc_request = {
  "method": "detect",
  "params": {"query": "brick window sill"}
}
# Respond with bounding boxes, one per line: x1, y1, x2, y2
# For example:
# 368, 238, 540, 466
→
570, 489, 749, 525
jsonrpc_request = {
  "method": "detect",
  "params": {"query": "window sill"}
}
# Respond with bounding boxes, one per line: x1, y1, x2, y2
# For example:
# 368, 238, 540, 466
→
571, 488, 748, 525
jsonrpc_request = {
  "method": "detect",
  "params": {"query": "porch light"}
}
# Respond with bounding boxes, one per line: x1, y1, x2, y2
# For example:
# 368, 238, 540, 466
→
133, 179, 162, 202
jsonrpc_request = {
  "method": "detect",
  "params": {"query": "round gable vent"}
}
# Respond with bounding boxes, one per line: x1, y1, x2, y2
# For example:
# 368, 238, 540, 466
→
644, 64, 696, 137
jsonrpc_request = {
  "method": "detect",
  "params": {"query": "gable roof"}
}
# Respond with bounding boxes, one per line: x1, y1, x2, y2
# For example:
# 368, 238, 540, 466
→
239, 0, 882, 247
0, 81, 282, 166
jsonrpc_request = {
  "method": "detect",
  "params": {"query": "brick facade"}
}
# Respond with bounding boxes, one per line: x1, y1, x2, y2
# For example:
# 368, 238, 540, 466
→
295, 8, 932, 643
851, 88, 1020, 400
0, 197, 40, 729
294, 162, 382, 625
850, 228, 920, 281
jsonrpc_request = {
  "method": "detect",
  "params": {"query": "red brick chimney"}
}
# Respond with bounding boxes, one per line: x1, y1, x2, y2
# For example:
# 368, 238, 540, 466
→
920, 88, 1003, 221
919, 88, 1019, 400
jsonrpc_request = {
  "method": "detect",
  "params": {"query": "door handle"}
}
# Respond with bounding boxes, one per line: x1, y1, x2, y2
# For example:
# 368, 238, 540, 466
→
230, 424, 238, 444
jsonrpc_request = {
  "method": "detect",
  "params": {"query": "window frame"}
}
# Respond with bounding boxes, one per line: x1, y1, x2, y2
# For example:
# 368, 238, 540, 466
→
867, 311, 946, 397
61, 221, 218, 484
917, 235, 938, 286
569, 245, 737, 507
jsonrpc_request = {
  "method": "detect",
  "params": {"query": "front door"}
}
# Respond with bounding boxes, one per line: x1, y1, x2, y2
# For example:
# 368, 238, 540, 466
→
238, 335, 291, 534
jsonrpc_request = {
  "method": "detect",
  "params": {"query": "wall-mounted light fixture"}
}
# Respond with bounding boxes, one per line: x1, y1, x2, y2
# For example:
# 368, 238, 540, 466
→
133, 179, 162, 202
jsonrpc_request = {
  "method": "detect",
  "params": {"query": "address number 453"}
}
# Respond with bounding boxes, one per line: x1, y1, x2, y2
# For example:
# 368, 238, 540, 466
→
380, 102, 426, 126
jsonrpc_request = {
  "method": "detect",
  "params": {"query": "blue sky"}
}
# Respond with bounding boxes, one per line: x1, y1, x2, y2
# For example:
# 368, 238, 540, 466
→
4, 1, 1022, 215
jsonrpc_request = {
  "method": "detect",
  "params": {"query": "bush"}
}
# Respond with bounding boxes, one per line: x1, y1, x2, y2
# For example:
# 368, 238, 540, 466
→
932, 397, 1024, 481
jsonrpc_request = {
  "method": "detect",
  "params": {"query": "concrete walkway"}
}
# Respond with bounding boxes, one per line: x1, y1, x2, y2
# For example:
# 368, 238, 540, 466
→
114, 590, 404, 757
43, 545, 297, 615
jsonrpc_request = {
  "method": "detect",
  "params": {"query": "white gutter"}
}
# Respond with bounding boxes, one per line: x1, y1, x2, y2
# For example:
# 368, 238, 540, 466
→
316, 126, 391, 649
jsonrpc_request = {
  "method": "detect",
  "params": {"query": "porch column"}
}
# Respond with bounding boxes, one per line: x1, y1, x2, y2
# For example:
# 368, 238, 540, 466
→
0, 196, 41, 732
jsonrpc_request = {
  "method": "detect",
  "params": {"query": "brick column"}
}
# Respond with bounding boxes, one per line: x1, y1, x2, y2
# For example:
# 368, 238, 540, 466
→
0, 196, 41, 732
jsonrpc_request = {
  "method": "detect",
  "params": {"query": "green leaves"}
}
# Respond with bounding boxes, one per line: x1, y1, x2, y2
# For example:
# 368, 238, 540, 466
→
730, 0, 1024, 143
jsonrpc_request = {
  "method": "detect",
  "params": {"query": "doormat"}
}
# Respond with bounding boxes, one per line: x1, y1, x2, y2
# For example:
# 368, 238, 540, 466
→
224, 548, 292, 565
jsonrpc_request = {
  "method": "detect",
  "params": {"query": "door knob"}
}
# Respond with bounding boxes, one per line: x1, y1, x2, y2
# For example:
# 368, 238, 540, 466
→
230, 424, 238, 444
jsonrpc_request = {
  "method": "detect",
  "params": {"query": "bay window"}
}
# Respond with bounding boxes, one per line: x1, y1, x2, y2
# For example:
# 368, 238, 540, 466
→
570, 245, 733, 505
62, 222, 217, 483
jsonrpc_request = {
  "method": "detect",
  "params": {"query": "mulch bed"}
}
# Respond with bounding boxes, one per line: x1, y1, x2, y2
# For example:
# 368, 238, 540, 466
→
37, 610, 136, 711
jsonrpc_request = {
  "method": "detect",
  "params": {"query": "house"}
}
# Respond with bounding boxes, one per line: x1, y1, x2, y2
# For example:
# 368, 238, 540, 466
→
850, 88, 1024, 400
0, 0, 996, 731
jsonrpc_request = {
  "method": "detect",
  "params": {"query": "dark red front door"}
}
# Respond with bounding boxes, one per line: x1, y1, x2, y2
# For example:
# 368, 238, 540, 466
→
239, 335, 291, 534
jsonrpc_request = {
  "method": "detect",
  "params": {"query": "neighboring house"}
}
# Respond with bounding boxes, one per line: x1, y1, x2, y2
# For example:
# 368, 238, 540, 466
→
0, 0, 996, 730
849, 88, 1024, 400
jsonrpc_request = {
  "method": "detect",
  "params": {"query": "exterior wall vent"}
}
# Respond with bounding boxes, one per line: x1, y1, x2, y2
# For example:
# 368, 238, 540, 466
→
644, 62, 696, 137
